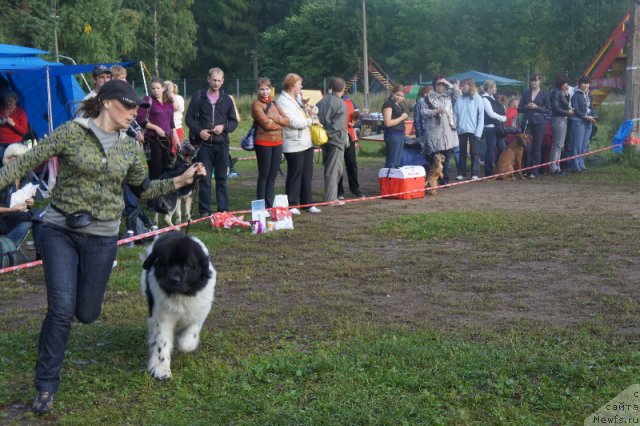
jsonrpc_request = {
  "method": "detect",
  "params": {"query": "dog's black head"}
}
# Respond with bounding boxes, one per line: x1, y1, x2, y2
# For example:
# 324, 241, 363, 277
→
143, 232, 212, 296
178, 141, 198, 165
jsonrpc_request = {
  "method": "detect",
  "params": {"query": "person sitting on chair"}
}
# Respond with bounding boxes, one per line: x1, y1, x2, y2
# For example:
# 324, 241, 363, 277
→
0, 91, 30, 166
0, 143, 43, 259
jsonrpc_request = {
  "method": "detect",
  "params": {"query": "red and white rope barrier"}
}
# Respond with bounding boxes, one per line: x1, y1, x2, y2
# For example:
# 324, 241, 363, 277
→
0, 142, 624, 275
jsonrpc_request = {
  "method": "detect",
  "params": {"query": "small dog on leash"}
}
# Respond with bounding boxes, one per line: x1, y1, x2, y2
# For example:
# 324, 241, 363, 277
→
302, 98, 319, 122
495, 133, 531, 180
426, 153, 445, 195
154, 141, 198, 226
141, 232, 216, 380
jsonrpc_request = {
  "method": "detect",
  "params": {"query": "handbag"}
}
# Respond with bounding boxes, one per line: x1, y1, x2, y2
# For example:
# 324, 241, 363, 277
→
241, 101, 273, 151
495, 122, 508, 139
241, 127, 256, 151
310, 124, 328, 146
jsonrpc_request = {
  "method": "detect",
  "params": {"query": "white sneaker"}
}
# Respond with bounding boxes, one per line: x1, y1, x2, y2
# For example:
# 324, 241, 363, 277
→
471, 176, 479, 181
290, 208, 301, 215
307, 206, 321, 214
334, 200, 346, 205
456, 175, 465, 181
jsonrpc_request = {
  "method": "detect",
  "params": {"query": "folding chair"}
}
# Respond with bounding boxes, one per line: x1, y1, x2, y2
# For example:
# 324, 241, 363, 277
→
14, 228, 32, 263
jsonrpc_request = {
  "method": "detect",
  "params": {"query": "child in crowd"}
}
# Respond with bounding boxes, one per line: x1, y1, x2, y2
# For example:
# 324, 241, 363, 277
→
505, 97, 519, 145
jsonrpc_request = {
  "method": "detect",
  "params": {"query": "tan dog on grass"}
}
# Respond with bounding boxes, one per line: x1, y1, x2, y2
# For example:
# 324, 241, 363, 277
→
495, 133, 531, 180
426, 153, 445, 195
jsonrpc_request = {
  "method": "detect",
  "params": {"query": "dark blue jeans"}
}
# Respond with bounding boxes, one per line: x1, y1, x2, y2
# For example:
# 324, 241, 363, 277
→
35, 224, 118, 393
122, 184, 138, 218
196, 142, 229, 214
458, 133, 482, 177
483, 127, 506, 176
384, 130, 404, 169
525, 122, 545, 177
255, 144, 283, 208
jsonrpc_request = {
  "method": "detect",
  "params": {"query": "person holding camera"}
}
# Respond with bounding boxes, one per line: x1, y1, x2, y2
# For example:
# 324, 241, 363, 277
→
569, 76, 597, 172
0, 92, 29, 166
382, 84, 408, 169
518, 73, 550, 179
421, 75, 461, 182
185, 67, 238, 216
549, 74, 574, 176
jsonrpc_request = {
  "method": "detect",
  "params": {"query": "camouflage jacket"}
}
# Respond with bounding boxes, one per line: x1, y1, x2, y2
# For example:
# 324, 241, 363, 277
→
0, 118, 175, 221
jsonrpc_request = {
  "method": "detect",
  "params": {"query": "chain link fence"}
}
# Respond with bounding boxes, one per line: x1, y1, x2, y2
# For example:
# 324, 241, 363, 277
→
128, 77, 331, 100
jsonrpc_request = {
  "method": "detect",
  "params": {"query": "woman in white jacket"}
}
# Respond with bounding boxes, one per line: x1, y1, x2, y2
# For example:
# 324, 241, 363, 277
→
276, 73, 320, 214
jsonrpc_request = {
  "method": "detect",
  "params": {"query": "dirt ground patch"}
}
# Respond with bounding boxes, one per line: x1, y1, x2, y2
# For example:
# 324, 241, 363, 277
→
1, 163, 639, 341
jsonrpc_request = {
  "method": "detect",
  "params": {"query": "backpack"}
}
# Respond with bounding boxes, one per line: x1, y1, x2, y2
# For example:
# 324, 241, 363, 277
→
0, 236, 18, 268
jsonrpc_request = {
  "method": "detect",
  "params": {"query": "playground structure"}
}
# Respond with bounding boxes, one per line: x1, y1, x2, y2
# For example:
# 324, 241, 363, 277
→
584, 12, 630, 108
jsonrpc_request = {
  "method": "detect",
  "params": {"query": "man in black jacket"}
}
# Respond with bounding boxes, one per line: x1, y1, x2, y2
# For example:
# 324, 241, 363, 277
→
185, 67, 238, 215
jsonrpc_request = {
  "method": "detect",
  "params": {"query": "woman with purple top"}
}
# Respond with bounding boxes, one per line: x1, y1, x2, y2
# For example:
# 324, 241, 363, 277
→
137, 77, 177, 178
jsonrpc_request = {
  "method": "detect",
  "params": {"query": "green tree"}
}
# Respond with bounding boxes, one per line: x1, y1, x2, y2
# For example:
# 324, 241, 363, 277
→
0, 0, 58, 56
189, 0, 303, 79
124, 0, 198, 79
260, 0, 361, 85
57, 0, 139, 64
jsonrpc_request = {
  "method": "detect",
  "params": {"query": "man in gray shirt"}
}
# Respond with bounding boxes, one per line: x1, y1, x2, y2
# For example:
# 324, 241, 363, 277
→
317, 77, 348, 203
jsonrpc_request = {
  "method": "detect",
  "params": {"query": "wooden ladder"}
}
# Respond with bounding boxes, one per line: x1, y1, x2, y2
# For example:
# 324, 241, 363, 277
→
344, 58, 395, 93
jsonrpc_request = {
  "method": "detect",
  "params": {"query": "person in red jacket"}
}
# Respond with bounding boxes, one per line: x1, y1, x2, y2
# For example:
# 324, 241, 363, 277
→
0, 92, 29, 166
338, 94, 364, 198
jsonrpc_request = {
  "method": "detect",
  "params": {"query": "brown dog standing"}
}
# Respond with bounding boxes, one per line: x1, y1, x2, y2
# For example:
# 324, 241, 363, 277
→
426, 153, 445, 194
495, 133, 531, 180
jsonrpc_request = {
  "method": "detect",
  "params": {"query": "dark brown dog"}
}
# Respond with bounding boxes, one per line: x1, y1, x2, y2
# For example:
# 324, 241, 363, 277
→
495, 133, 531, 180
426, 153, 445, 195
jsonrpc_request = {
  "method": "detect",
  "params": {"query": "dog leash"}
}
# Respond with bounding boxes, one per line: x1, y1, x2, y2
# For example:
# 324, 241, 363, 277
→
184, 179, 198, 236
181, 142, 202, 237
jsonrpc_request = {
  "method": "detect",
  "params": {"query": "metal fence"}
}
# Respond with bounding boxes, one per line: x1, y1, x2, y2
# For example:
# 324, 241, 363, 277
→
128, 76, 387, 100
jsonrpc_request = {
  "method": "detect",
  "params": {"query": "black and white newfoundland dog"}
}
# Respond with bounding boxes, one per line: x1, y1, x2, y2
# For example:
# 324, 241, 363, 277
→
140, 232, 216, 380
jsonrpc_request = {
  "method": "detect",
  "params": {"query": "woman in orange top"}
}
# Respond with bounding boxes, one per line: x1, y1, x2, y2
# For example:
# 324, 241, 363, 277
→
251, 78, 290, 208
0, 92, 29, 166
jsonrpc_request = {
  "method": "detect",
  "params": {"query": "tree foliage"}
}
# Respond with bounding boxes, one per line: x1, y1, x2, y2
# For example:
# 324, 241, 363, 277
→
123, 0, 198, 79
189, 0, 303, 78
0, 0, 196, 80
0, 0, 633, 85
261, 0, 630, 84
57, 0, 139, 64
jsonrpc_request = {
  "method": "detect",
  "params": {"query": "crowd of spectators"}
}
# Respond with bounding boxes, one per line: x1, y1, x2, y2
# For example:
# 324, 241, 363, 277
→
407, 72, 597, 183
0, 67, 601, 250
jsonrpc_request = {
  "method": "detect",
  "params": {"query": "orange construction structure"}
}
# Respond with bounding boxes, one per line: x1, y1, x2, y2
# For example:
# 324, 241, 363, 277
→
584, 12, 630, 108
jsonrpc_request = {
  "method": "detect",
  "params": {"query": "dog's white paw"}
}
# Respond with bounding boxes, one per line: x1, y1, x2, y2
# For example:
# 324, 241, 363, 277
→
176, 327, 200, 353
149, 364, 172, 380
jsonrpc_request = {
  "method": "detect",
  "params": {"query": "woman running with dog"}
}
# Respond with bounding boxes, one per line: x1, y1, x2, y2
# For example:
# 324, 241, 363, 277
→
0, 79, 205, 415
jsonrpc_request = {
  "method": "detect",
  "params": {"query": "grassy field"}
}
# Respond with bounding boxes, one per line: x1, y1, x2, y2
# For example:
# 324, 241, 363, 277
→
1, 105, 639, 424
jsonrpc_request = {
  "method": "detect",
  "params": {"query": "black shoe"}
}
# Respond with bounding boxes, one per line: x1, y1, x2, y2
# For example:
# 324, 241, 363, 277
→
32, 391, 54, 414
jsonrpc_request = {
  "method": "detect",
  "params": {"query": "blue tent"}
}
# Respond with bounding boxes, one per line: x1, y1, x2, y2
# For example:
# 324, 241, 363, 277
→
0, 43, 134, 138
447, 70, 523, 87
